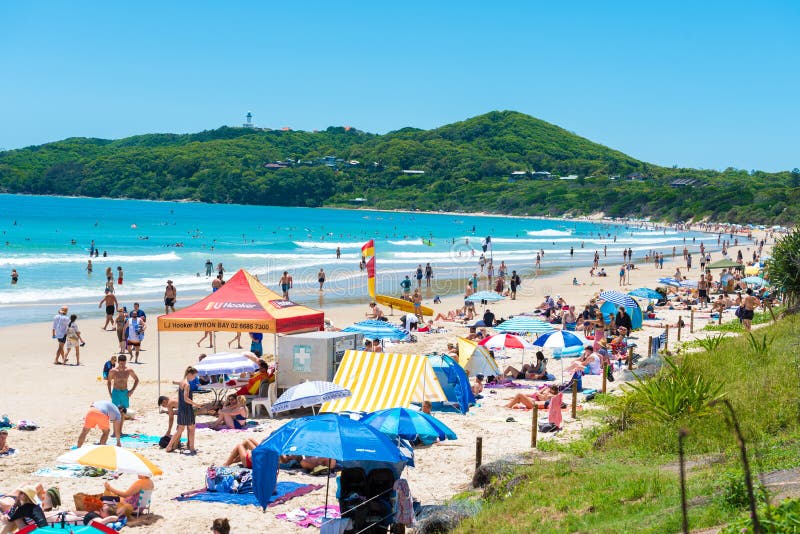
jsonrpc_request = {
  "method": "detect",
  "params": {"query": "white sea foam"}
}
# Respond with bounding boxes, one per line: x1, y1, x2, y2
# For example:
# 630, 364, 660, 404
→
0, 252, 181, 267
525, 229, 572, 237
388, 239, 427, 245
234, 252, 360, 260
293, 241, 365, 250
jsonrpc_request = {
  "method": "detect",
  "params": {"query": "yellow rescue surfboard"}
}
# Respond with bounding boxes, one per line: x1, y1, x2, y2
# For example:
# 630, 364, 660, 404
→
375, 294, 434, 316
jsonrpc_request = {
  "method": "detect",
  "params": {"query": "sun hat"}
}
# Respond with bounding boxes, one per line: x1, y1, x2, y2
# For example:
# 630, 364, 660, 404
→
18, 486, 39, 504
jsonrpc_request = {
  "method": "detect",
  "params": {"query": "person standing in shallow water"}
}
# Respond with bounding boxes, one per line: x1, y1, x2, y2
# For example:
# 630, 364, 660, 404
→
279, 271, 293, 299
317, 269, 326, 291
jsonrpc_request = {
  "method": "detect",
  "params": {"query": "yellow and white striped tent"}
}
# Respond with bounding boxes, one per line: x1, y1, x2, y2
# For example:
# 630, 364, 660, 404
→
321, 350, 447, 413
457, 337, 501, 377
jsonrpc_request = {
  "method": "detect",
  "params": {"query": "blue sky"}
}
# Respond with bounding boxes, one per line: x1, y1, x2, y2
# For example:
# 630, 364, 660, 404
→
1, 1, 798, 171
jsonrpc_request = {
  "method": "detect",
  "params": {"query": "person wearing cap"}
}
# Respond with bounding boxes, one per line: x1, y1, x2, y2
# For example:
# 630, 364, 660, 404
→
51, 306, 71, 365
77, 400, 124, 448
0, 486, 48, 531
164, 280, 177, 314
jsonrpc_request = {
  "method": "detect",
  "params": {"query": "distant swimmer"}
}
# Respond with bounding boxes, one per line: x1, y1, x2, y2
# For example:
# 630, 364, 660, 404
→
117, 266, 123, 285
131, 224, 137, 229
10, 269, 18, 284
86, 259, 93, 273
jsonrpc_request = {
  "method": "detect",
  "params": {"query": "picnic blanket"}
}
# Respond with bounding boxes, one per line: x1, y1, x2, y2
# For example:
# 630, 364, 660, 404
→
277, 505, 341, 528
176, 481, 321, 507
117, 433, 185, 449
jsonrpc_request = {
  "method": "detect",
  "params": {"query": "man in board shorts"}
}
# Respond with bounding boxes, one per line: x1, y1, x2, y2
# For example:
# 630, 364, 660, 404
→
98, 289, 118, 330
164, 280, 177, 314
107, 354, 138, 422
77, 400, 124, 447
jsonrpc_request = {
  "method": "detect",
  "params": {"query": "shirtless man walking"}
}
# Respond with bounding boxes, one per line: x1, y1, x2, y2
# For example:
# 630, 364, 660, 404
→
98, 289, 118, 330
107, 354, 138, 435
164, 280, 177, 314
742, 288, 760, 331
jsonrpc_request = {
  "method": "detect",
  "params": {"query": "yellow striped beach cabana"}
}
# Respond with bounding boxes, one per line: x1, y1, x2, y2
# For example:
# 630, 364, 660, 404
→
321, 350, 447, 413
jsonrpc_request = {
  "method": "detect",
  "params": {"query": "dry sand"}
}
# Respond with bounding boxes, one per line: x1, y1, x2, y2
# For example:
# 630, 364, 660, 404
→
0, 228, 771, 532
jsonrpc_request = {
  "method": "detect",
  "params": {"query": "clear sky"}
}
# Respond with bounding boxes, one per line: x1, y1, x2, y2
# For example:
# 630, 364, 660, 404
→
1, 1, 798, 171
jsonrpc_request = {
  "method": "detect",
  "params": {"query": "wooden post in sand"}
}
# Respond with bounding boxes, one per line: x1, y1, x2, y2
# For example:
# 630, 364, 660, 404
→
647, 336, 653, 358
665, 325, 670, 351
602, 364, 608, 394
571, 381, 578, 419
531, 408, 538, 448
627, 346, 634, 370
475, 437, 483, 470
677, 317, 682, 341
690, 310, 695, 333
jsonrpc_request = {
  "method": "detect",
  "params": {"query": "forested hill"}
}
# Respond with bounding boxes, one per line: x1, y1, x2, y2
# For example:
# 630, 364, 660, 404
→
0, 110, 797, 224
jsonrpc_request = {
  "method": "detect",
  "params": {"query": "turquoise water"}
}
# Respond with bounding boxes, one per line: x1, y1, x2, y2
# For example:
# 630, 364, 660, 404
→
0, 194, 710, 326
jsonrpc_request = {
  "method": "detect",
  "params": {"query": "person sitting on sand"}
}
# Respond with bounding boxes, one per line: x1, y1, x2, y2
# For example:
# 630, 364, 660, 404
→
504, 385, 559, 410
504, 351, 548, 380
224, 438, 261, 468
209, 395, 248, 430
212, 518, 231, 534
103, 475, 154, 515
235, 359, 274, 396
471, 374, 484, 397
365, 302, 385, 320
566, 346, 602, 375
433, 309, 459, 322
1, 484, 58, 515
0, 429, 11, 455
0, 486, 48, 532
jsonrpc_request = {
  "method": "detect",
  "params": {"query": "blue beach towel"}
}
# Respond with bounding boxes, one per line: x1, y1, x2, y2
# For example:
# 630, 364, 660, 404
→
176, 481, 321, 507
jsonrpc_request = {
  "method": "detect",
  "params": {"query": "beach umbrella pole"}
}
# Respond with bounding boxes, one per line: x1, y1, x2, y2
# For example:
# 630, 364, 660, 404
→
323, 458, 331, 520
157, 330, 161, 398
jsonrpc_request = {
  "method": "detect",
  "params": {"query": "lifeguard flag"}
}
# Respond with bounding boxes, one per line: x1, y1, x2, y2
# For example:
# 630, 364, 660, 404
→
362, 240, 376, 297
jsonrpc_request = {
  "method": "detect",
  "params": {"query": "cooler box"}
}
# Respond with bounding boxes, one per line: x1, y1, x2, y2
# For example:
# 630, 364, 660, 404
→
277, 331, 361, 389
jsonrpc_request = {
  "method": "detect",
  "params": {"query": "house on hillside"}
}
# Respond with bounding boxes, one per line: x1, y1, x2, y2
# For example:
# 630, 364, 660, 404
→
670, 178, 699, 187
321, 156, 337, 168
508, 170, 528, 183
627, 172, 646, 181
531, 171, 553, 180
402, 169, 425, 175
560, 174, 578, 180
264, 163, 287, 170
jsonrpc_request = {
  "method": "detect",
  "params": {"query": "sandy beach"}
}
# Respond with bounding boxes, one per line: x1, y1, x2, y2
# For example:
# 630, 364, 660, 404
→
0, 226, 772, 533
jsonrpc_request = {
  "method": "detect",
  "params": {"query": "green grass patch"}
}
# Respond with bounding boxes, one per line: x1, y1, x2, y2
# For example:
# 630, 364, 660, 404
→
455, 315, 800, 533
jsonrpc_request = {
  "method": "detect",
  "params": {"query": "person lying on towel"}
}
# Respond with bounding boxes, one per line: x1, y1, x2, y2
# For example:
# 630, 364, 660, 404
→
504, 385, 559, 410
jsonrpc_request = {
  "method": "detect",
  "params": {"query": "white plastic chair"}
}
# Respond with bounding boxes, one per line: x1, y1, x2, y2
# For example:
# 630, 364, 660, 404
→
250, 381, 276, 418
133, 489, 153, 516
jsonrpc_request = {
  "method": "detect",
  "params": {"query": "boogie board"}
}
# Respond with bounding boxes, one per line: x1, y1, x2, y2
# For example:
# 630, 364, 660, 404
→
375, 294, 434, 316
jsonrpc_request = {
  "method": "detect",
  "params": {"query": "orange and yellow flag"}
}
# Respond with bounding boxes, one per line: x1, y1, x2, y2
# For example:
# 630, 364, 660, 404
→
362, 240, 376, 297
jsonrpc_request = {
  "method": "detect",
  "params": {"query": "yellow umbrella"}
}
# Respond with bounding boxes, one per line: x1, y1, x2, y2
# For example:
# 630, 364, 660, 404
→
745, 265, 761, 275
57, 445, 163, 476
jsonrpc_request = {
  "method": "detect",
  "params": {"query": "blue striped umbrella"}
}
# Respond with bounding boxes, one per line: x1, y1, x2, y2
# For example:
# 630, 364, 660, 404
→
342, 320, 408, 340
628, 288, 663, 301
362, 407, 457, 445
466, 290, 506, 302
599, 290, 636, 307
658, 277, 682, 287
494, 316, 555, 334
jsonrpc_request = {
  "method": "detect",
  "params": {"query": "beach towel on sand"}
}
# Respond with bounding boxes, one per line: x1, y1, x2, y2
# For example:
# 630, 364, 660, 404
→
176, 481, 321, 507
277, 505, 341, 528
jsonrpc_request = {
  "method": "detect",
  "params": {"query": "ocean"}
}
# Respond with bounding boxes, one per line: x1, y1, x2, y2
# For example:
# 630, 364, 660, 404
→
0, 194, 711, 327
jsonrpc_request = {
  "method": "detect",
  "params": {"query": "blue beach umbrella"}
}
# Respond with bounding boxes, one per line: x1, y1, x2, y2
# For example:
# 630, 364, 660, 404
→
599, 290, 636, 307
362, 407, 457, 445
466, 290, 506, 303
680, 280, 698, 288
741, 276, 769, 287
494, 316, 555, 334
628, 288, 663, 301
252, 413, 408, 510
658, 277, 682, 287
342, 320, 408, 340
532, 330, 585, 349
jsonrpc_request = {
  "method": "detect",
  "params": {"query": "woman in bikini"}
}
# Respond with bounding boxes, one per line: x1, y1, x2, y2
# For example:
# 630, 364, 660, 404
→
210, 395, 248, 430
504, 385, 559, 410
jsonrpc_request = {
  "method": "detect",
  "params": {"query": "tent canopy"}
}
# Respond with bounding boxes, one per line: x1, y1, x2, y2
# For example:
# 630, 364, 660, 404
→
427, 354, 473, 414
707, 258, 743, 270
600, 300, 643, 330
321, 350, 446, 413
457, 337, 501, 377
157, 269, 324, 333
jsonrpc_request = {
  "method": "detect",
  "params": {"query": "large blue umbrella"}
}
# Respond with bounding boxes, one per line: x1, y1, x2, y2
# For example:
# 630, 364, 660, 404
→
342, 320, 408, 340
628, 288, 663, 301
599, 290, 636, 307
252, 413, 409, 509
362, 407, 457, 445
465, 290, 505, 302
532, 330, 586, 349
658, 277, 682, 287
494, 316, 555, 334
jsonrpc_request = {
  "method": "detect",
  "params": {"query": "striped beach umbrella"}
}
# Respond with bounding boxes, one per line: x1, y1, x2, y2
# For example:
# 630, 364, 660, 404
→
532, 330, 585, 349
362, 407, 457, 445
465, 291, 506, 303
599, 291, 636, 307
57, 445, 162, 476
628, 288, 663, 301
342, 320, 408, 340
494, 316, 555, 334
658, 277, 682, 287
